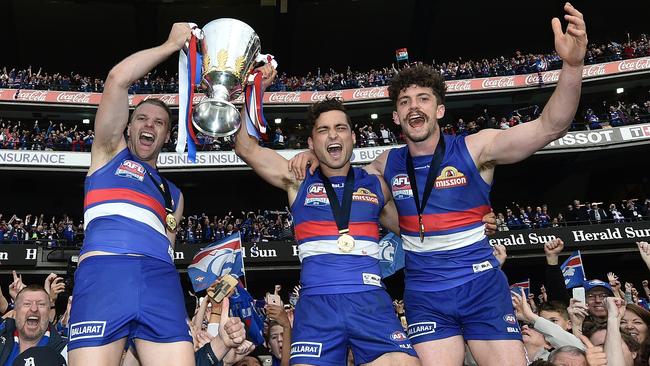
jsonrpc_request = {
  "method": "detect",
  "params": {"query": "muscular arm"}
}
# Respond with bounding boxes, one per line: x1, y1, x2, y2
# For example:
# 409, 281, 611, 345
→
466, 5, 587, 169
90, 23, 191, 173
234, 108, 300, 204
467, 63, 583, 167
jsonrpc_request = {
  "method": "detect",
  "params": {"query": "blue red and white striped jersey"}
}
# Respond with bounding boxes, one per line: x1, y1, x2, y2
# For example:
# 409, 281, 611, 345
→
291, 167, 385, 295
384, 134, 498, 291
82, 148, 181, 264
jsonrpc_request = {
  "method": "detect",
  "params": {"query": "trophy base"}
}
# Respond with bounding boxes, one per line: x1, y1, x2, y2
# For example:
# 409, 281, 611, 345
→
192, 99, 241, 137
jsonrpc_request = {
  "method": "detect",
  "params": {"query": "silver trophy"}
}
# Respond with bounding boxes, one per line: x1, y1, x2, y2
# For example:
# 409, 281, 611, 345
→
192, 19, 261, 137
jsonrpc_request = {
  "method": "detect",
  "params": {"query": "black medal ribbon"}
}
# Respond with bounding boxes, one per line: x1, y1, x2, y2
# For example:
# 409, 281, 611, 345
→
145, 168, 175, 229
405, 135, 446, 242
319, 168, 355, 235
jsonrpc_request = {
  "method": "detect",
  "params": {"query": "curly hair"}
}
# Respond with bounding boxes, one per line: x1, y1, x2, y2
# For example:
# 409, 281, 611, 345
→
388, 64, 446, 106
305, 97, 352, 133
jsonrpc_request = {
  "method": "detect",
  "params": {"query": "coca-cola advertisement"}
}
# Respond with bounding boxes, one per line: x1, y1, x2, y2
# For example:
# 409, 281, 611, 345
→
481, 76, 515, 89
350, 87, 388, 100
616, 57, 650, 73
1, 57, 649, 107
56, 92, 91, 104
446, 80, 473, 92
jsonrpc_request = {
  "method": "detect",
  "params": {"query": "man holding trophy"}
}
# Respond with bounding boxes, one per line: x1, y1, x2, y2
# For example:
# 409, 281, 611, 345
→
68, 23, 246, 366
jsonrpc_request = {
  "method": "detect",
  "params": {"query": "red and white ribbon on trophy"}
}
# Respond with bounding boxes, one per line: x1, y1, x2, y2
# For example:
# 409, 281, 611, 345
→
243, 54, 278, 141
177, 23, 204, 162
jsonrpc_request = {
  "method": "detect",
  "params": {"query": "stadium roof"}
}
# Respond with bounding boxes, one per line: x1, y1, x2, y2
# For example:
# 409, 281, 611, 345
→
2, 0, 648, 76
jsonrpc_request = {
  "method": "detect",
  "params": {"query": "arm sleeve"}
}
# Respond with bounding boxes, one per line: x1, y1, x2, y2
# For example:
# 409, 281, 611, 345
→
545, 264, 570, 305
533, 316, 585, 350
195, 343, 224, 366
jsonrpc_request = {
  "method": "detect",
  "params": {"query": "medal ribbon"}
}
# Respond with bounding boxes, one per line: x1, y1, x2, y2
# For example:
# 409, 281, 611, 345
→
405, 135, 446, 242
145, 168, 174, 231
319, 168, 355, 236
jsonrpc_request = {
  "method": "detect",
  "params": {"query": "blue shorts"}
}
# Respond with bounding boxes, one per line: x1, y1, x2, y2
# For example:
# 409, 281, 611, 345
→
404, 268, 521, 344
68, 255, 192, 350
290, 289, 416, 366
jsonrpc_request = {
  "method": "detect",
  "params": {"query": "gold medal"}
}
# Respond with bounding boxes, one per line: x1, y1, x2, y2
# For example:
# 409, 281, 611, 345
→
418, 215, 425, 243
337, 233, 355, 253
166, 213, 177, 232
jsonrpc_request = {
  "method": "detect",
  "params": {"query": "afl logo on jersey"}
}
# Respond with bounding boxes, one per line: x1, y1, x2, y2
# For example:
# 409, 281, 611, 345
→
391, 174, 412, 200
434, 166, 467, 189
115, 160, 145, 182
304, 183, 329, 206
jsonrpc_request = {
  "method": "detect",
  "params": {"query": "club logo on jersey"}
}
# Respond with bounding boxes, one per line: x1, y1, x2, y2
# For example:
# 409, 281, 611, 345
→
290, 342, 322, 358
352, 188, 379, 205
115, 160, 145, 182
304, 183, 329, 206
391, 174, 412, 200
434, 166, 467, 189
503, 314, 517, 325
391, 331, 408, 341
69, 321, 107, 341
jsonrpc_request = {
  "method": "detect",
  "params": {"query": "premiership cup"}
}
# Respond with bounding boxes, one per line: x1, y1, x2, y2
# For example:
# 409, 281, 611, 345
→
192, 18, 261, 137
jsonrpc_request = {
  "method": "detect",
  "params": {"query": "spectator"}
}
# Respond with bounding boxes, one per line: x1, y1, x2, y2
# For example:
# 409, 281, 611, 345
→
588, 203, 607, 224
584, 280, 614, 321
585, 109, 601, 130
0, 284, 68, 364
264, 304, 291, 366
273, 128, 285, 149
547, 346, 587, 366
621, 304, 650, 345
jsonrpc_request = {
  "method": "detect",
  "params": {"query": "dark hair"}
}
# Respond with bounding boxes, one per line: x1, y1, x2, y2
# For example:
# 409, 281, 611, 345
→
130, 99, 173, 128
539, 301, 570, 320
265, 320, 282, 344
583, 321, 640, 353
626, 304, 650, 328
388, 64, 446, 106
305, 98, 352, 134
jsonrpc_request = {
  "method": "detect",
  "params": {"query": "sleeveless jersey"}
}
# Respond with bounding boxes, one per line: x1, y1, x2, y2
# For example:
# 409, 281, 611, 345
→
291, 167, 385, 295
81, 148, 181, 264
384, 134, 497, 291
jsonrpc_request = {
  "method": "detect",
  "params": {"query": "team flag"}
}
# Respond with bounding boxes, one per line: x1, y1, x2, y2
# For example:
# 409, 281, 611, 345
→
188, 233, 245, 292
560, 251, 587, 289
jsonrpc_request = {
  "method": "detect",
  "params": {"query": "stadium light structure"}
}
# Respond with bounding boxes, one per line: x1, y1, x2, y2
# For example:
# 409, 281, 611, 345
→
370, 113, 378, 120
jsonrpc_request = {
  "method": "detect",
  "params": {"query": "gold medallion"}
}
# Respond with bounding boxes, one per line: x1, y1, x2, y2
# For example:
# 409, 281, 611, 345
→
166, 214, 177, 232
337, 234, 355, 253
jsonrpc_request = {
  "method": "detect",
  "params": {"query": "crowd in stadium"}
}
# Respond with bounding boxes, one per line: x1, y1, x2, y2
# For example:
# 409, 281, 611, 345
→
1, 95, 649, 152
2, 7, 650, 365
2, 196, 649, 246
1, 34, 648, 93
1, 239, 650, 365
496, 199, 650, 231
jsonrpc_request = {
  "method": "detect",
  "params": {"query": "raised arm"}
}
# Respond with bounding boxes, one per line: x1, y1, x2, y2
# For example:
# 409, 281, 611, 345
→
467, 3, 587, 167
233, 65, 300, 200
90, 23, 192, 172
